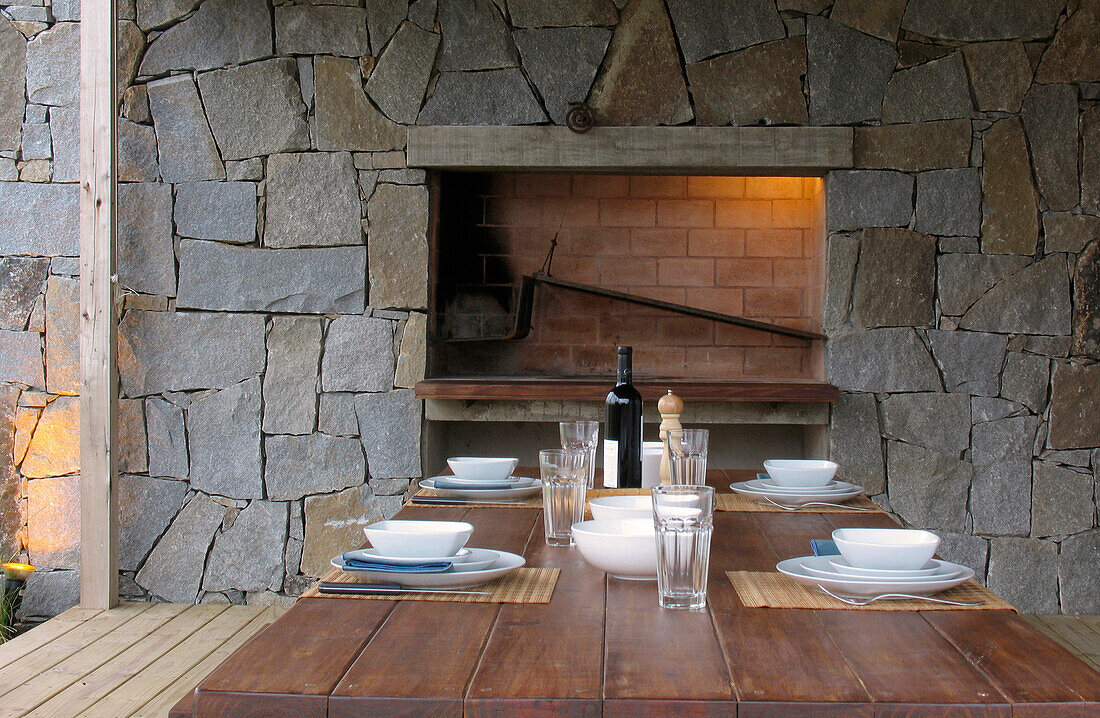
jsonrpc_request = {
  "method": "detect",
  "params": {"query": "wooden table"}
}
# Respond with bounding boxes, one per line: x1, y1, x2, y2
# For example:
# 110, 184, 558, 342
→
183, 470, 1100, 717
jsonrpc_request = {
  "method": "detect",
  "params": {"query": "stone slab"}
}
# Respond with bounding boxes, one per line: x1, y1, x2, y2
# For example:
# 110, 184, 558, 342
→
0, 17, 26, 152
354, 389, 421, 478
687, 37, 807, 127
1031, 462, 1094, 538
188, 377, 263, 499
1000, 352, 1050, 413
1035, 0, 1100, 83
901, 0, 1063, 41
136, 493, 226, 603
118, 310, 266, 396
265, 433, 365, 500
1048, 362, 1100, 449
366, 22, 441, 125
987, 538, 1059, 614
587, 0, 692, 126
959, 255, 1071, 336
937, 253, 1029, 317
971, 415, 1039, 536
119, 182, 176, 297
1042, 212, 1100, 255
1058, 530, 1099, 614
18, 569, 79, 618
829, 392, 884, 493
27, 475, 79, 568
1021, 84, 1080, 212
367, 0, 407, 52
882, 392, 971, 455
367, 183, 429, 309
826, 170, 913, 231
315, 56, 405, 152
0, 182, 79, 256
174, 182, 256, 243
20, 395, 78, 479
146, 75, 225, 183
850, 227, 935, 328
204, 500, 288, 593
826, 328, 941, 393
961, 41, 1031, 113
265, 151, 362, 248
198, 59, 310, 161
119, 475, 188, 571
25, 22, 78, 106
301, 485, 373, 578
44, 275, 78, 395
927, 329, 1007, 397
830, 0, 907, 42
854, 120, 971, 171
436, 0, 516, 71
321, 315, 395, 393
145, 396, 189, 479
318, 393, 360, 437
914, 168, 981, 237
1074, 241, 1100, 357
395, 312, 427, 389
666, 0, 784, 64
881, 52, 973, 124
981, 117, 1038, 255
1085, 106, 1100, 217
418, 69, 547, 125
806, 16, 896, 125
0, 330, 44, 388
118, 118, 160, 182
262, 316, 322, 435
274, 5, 370, 56
139, 0, 272, 75
886, 441, 971, 533
0, 256, 48, 331
513, 27, 611, 125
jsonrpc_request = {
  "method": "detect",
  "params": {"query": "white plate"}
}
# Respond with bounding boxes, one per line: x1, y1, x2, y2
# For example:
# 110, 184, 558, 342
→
343, 547, 473, 565
427, 475, 529, 486
747, 478, 858, 494
827, 556, 953, 578
331, 549, 525, 588
730, 482, 864, 506
419, 478, 543, 500
777, 556, 974, 597
799, 556, 964, 583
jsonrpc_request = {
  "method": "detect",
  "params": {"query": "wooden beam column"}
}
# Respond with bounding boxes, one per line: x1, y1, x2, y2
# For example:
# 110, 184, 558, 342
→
78, 0, 118, 608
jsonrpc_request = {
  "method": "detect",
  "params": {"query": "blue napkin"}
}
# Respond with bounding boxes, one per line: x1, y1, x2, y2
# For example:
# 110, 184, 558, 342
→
757, 473, 770, 481
433, 479, 515, 490
810, 539, 839, 557
341, 558, 453, 573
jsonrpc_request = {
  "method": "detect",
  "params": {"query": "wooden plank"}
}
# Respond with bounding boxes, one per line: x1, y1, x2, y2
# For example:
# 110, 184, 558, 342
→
24, 603, 229, 717
465, 515, 605, 716
407, 126, 853, 173
416, 377, 839, 403
923, 611, 1100, 707
193, 599, 392, 717
1020, 616, 1100, 671
78, 0, 119, 610
329, 506, 540, 718
152, 611, 285, 718
0, 606, 103, 670
602, 578, 734, 712
80, 605, 267, 718
0, 603, 154, 695
0, 603, 185, 715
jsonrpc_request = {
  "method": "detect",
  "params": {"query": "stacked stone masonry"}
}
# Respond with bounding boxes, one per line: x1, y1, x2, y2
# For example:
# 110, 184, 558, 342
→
0, 0, 1097, 616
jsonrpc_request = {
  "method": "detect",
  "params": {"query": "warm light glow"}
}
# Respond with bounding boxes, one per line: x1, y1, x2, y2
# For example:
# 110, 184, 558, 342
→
2, 563, 36, 581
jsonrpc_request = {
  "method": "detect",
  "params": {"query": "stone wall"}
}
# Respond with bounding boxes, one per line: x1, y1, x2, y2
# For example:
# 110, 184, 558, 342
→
0, 0, 1096, 615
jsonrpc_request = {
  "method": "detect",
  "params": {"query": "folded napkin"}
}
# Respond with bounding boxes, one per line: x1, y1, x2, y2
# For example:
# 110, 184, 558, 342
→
810, 539, 840, 557
341, 558, 453, 573
433, 479, 516, 490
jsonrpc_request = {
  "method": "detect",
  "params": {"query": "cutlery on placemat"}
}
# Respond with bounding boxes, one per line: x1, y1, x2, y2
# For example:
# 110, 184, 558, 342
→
819, 587, 982, 607
762, 496, 873, 512
409, 497, 527, 506
318, 581, 491, 596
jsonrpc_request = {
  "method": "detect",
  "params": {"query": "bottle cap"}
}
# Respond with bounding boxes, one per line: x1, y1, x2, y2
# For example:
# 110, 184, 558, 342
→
617, 345, 632, 355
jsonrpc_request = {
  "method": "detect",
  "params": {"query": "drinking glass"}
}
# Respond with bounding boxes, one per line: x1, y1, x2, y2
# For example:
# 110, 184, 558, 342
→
665, 429, 709, 486
539, 448, 590, 547
559, 420, 599, 489
652, 485, 714, 609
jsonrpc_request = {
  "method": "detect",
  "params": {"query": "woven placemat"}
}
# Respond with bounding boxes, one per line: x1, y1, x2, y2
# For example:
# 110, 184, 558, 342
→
726, 571, 1015, 611
716, 492, 882, 513
301, 566, 559, 604
410, 487, 543, 508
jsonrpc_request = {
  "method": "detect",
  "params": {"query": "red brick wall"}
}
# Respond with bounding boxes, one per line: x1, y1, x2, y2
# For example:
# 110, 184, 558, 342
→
432, 173, 824, 380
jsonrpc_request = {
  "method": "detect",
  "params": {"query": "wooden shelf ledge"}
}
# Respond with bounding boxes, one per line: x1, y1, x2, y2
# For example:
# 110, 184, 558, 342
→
415, 377, 839, 403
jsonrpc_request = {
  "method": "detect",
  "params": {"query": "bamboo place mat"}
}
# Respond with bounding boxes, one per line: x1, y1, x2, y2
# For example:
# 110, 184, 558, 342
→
716, 492, 882, 513
411, 487, 544, 508
726, 571, 1015, 611
301, 567, 560, 604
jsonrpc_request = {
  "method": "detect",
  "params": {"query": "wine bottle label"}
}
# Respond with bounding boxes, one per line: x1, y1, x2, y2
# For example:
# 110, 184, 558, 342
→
603, 439, 618, 487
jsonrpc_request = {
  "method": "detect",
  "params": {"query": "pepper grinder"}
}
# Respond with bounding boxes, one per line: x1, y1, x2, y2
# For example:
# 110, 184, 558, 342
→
658, 390, 684, 484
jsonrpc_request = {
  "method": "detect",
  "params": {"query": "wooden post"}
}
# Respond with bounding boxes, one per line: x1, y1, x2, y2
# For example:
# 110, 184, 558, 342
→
78, 0, 118, 609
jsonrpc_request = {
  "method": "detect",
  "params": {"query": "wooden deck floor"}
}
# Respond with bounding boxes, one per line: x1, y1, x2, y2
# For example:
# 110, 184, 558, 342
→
0, 602, 1095, 717
0, 602, 288, 718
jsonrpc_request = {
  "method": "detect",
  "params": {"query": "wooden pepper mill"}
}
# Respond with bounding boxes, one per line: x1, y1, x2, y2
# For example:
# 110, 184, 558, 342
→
658, 390, 684, 485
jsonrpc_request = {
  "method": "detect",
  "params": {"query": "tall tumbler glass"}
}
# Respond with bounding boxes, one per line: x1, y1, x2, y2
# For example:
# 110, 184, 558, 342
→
652, 485, 714, 609
665, 429, 709, 486
560, 420, 599, 489
539, 448, 590, 547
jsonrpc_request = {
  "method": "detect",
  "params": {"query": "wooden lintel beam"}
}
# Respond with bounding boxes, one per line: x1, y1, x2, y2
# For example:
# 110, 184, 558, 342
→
78, 0, 118, 609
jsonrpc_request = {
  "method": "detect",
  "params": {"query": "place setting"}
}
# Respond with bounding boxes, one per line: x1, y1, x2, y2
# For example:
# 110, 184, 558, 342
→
728, 528, 1012, 611
411, 456, 545, 507
302, 517, 559, 604
724, 459, 881, 513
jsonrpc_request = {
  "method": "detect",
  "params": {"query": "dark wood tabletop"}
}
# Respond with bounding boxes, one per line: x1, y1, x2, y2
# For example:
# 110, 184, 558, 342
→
181, 469, 1100, 717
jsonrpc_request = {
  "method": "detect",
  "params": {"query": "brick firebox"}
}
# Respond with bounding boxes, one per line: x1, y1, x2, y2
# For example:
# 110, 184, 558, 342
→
431, 173, 825, 380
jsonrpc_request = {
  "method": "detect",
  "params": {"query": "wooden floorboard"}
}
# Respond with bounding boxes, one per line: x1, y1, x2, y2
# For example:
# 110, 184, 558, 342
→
0, 602, 1091, 718
0, 602, 286, 718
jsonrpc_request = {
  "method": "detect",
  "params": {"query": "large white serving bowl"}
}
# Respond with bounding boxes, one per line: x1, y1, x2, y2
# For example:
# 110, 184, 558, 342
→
832, 528, 940, 570
588, 494, 653, 521
364, 520, 474, 558
447, 457, 519, 481
763, 459, 838, 487
571, 519, 657, 580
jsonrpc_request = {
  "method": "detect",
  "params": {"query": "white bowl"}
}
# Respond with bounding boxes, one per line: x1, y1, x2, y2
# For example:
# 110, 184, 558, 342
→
447, 457, 519, 481
363, 520, 474, 558
588, 494, 653, 521
832, 528, 940, 570
571, 519, 657, 580
763, 459, 838, 487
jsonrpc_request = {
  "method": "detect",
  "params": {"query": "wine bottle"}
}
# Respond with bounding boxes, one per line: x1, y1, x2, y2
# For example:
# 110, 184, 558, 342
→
604, 346, 643, 488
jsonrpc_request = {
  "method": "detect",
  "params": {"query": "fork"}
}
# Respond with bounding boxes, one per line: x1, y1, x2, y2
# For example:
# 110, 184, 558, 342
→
819, 586, 982, 607
762, 496, 874, 511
